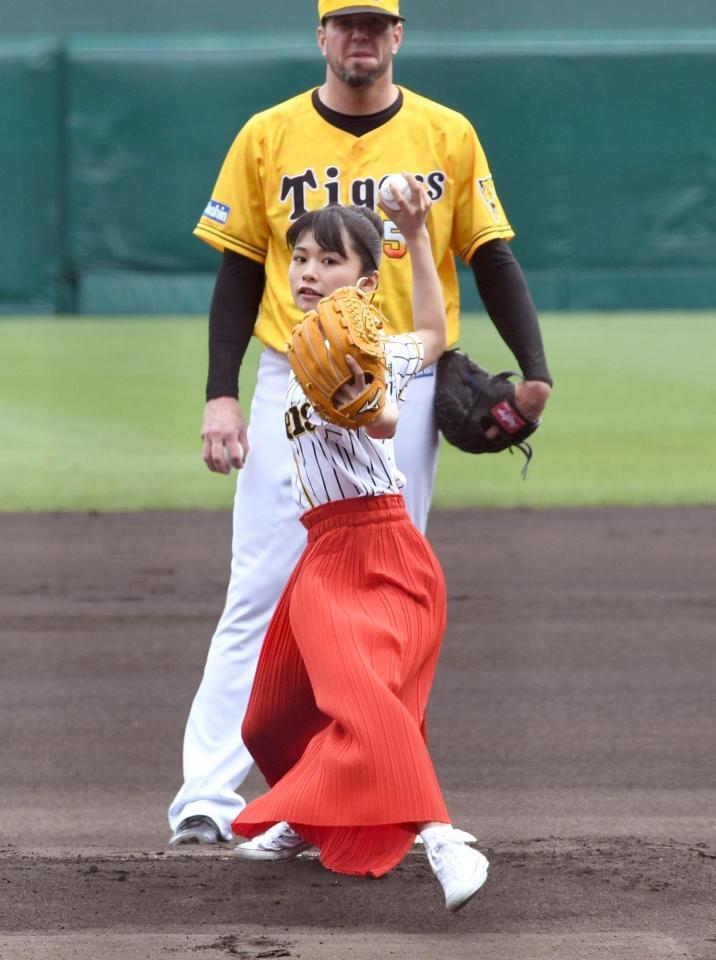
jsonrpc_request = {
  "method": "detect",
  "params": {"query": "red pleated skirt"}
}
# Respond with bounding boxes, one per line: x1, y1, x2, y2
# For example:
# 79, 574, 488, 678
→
232, 494, 450, 877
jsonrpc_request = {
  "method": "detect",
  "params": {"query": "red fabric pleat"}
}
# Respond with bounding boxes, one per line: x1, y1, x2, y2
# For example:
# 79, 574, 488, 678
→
233, 494, 450, 877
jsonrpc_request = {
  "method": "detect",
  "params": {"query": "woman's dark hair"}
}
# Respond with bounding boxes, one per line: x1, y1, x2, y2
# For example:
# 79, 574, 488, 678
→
286, 204, 383, 274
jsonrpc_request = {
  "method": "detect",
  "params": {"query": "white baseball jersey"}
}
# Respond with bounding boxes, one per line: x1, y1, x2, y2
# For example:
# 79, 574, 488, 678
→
285, 334, 424, 512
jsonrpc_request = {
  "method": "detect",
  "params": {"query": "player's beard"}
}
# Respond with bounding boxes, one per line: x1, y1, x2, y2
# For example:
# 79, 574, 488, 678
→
329, 55, 390, 88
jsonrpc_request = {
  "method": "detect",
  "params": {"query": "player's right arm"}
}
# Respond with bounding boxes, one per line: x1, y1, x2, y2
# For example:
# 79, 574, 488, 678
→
201, 251, 265, 474
378, 174, 447, 369
194, 115, 270, 473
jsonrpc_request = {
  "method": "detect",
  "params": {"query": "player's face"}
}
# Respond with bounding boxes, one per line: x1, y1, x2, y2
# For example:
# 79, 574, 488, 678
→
318, 15, 403, 88
289, 228, 378, 311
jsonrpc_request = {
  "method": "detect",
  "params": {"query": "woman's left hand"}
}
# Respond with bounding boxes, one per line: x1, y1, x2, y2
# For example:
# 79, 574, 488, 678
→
334, 354, 366, 408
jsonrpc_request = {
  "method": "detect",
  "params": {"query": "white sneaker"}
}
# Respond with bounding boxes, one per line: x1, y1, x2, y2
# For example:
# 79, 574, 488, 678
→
233, 821, 313, 861
415, 826, 477, 845
426, 838, 489, 912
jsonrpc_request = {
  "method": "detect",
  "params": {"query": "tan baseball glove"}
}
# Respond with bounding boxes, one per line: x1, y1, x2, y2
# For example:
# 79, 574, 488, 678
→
287, 283, 387, 430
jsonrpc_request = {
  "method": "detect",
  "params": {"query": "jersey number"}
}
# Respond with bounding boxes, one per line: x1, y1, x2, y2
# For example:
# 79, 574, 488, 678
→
285, 402, 316, 440
383, 220, 407, 260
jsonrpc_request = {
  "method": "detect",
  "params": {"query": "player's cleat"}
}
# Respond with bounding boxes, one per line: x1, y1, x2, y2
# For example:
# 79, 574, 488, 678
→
426, 837, 489, 912
415, 826, 477, 845
169, 815, 225, 847
233, 821, 313, 861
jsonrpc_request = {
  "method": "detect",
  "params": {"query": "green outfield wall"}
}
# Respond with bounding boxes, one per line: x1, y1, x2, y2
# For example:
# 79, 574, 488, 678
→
6, 0, 716, 34
0, 40, 62, 313
2, 31, 716, 314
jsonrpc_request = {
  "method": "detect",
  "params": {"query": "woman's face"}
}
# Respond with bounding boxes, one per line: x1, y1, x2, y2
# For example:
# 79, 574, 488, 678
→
289, 228, 378, 312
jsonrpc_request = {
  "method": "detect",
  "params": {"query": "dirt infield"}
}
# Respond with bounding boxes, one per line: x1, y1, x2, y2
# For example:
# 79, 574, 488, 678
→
1, 507, 715, 959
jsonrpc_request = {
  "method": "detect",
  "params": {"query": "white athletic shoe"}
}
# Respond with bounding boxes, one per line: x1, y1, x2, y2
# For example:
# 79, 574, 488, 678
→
415, 826, 477, 845
233, 821, 313, 861
426, 838, 489, 912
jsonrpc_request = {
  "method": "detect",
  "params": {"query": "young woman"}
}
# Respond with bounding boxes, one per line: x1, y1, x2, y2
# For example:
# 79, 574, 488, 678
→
231, 179, 488, 912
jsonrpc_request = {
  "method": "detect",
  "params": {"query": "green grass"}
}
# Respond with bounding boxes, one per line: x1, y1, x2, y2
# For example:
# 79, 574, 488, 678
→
1, 313, 714, 511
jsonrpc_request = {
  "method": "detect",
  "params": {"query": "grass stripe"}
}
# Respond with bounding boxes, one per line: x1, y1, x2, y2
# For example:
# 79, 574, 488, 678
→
1, 312, 714, 511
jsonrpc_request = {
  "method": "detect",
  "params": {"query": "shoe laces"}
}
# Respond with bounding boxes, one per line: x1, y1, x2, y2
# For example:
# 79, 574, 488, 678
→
182, 816, 214, 830
428, 838, 471, 881
261, 821, 305, 850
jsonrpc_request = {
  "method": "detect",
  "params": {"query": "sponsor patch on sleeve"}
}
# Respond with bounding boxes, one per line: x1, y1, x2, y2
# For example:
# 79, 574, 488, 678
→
203, 199, 231, 225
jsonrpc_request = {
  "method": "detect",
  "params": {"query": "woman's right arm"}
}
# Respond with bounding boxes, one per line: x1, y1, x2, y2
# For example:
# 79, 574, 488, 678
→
377, 174, 447, 369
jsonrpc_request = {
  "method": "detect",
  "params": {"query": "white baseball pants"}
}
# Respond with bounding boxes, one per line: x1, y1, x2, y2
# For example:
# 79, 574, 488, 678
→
168, 347, 440, 838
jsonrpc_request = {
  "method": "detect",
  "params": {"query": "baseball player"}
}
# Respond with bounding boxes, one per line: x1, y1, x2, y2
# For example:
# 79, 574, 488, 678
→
231, 193, 489, 912
169, 0, 552, 846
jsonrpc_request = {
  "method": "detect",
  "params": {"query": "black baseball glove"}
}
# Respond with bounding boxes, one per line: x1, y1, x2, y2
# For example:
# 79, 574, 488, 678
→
435, 349, 539, 476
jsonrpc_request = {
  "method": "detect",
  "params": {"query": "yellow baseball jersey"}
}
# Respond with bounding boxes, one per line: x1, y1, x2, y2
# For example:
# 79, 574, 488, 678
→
194, 87, 514, 351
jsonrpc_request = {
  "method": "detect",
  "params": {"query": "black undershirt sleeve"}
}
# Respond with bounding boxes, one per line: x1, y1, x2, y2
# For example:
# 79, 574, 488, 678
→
470, 240, 553, 386
205, 250, 266, 401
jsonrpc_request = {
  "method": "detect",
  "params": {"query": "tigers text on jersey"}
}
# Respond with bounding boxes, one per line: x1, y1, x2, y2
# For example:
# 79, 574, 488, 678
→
194, 87, 514, 353
285, 334, 423, 512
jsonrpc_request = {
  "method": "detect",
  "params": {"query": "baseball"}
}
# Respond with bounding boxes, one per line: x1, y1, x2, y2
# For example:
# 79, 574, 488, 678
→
380, 174, 413, 211
224, 442, 244, 471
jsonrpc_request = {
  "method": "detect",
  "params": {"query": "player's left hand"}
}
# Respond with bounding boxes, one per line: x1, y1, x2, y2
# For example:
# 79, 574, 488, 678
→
484, 380, 551, 441
514, 380, 552, 421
